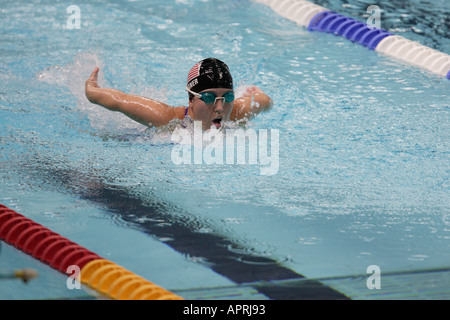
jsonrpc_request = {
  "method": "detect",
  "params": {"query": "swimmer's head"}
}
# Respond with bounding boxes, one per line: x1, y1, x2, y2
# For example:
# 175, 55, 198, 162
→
186, 58, 233, 100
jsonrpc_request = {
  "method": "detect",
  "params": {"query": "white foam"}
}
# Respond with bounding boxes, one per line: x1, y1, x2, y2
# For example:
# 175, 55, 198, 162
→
36, 52, 150, 134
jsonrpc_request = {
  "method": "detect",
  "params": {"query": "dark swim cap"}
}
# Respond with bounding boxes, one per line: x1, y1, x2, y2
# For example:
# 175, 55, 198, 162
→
186, 58, 233, 93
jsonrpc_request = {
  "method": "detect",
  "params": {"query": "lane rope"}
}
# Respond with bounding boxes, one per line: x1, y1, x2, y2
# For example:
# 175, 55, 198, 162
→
253, 0, 450, 79
0, 204, 183, 300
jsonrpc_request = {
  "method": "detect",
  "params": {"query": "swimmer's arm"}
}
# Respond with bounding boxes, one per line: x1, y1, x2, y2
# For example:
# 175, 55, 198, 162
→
85, 67, 183, 127
230, 86, 273, 122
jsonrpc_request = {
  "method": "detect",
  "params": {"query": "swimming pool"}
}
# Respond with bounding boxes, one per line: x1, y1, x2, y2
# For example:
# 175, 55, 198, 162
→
0, 0, 449, 300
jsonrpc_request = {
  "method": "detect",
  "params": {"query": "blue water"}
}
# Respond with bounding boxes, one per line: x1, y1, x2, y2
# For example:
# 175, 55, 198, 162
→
0, 0, 449, 299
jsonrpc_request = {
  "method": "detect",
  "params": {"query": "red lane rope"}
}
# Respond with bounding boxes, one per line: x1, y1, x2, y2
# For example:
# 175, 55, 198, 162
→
0, 204, 102, 274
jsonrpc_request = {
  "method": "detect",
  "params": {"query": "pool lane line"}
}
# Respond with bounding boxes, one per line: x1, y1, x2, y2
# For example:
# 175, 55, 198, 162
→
252, 0, 450, 79
27, 164, 349, 300
0, 204, 183, 300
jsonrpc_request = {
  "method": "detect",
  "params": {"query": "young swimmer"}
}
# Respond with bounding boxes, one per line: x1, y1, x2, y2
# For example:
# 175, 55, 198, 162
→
85, 58, 273, 131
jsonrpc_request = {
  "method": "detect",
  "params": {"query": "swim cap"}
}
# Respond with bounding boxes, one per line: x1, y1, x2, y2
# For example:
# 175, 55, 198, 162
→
186, 58, 233, 93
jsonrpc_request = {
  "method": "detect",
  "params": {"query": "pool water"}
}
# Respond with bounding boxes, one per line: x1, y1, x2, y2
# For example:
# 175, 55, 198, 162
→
0, 0, 449, 299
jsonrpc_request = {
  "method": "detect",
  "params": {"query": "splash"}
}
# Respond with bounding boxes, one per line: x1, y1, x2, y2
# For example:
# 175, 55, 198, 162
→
36, 52, 154, 136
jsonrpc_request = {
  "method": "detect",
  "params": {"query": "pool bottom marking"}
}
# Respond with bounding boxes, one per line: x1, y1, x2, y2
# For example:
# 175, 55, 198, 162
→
25, 161, 349, 300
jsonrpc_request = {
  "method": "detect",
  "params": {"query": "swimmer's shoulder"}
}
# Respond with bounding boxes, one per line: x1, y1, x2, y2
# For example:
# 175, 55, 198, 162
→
171, 105, 188, 120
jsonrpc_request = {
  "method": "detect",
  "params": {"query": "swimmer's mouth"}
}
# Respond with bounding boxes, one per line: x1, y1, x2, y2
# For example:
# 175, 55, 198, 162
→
212, 117, 222, 128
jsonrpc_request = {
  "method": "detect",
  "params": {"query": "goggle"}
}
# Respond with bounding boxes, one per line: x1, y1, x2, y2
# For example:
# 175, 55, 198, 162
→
186, 86, 235, 105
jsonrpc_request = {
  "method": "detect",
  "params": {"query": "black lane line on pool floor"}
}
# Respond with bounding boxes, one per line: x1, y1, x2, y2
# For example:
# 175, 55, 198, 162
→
26, 164, 349, 300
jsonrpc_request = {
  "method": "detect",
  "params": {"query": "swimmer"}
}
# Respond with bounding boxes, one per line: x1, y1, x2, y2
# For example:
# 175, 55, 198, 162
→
85, 58, 273, 131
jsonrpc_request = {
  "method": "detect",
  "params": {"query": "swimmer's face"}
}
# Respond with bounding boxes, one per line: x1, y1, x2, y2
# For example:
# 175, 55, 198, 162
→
189, 88, 234, 131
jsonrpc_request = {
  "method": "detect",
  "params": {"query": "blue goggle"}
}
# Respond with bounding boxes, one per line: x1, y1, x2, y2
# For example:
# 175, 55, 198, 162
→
186, 86, 235, 105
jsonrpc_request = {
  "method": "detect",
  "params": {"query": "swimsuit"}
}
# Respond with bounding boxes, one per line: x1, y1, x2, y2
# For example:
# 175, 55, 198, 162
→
181, 107, 193, 128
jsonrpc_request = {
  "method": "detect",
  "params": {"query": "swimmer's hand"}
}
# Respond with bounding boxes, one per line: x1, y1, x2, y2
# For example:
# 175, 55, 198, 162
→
85, 67, 101, 104
230, 86, 273, 121
241, 86, 265, 98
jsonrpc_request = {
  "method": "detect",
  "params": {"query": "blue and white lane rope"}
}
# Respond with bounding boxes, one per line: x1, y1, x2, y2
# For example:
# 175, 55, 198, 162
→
253, 0, 450, 79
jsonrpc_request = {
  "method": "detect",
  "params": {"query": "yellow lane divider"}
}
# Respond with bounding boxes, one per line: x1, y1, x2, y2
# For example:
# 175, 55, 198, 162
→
80, 259, 183, 300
